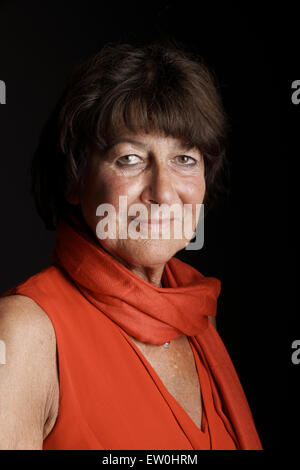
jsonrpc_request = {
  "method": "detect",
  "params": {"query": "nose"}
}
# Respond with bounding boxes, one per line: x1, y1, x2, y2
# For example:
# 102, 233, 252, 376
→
140, 163, 178, 207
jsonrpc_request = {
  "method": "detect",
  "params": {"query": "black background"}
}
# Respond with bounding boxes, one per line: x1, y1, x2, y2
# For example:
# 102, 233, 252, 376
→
0, 0, 297, 452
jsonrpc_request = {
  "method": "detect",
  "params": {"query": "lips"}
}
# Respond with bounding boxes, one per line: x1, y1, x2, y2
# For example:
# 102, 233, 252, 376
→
136, 218, 175, 225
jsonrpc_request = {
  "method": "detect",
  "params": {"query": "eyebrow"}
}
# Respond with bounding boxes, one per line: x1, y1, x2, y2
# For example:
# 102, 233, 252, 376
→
105, 137, 195, 152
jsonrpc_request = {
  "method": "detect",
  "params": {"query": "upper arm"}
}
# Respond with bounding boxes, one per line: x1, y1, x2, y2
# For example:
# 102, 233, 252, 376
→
0, 295, 58, 449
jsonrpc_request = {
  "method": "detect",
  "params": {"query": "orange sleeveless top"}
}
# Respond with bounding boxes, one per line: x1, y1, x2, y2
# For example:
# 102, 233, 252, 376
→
0, 216, 262, 450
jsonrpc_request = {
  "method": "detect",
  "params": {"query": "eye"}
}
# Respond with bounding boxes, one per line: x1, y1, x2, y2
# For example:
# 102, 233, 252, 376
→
174, 155, 197, 166
116, 155, 142, 166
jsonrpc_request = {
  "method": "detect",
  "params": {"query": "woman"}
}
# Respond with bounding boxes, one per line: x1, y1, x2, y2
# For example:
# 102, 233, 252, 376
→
0, 40, 262, 450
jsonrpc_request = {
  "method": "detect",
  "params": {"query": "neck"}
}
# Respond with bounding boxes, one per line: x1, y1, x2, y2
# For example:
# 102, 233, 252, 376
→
128, 265, 165, 288
108, 252, 165, 287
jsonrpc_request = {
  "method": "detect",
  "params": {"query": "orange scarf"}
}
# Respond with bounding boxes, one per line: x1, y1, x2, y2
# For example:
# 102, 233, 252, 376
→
51, 213, 221, 345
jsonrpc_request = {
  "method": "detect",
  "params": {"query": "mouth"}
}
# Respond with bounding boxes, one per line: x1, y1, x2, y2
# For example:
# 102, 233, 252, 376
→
135, 218, 176, 226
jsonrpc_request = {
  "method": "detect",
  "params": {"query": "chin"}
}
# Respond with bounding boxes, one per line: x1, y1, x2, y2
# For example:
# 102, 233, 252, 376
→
100, 238, 187, 268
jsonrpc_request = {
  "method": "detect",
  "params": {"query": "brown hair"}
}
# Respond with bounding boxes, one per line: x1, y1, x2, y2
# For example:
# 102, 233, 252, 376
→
31, 39, 230, 230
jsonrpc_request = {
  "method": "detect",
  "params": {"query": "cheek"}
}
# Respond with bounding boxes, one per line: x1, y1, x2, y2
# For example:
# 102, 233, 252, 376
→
179, 176, 205, 233
79, 169, 143, 219
180, 175, 206, 204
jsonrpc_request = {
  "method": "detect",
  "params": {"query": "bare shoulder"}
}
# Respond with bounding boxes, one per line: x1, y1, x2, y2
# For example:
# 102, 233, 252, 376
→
0, 294, 59, 449
0, 294, 58, 367
0, 293, 54, 329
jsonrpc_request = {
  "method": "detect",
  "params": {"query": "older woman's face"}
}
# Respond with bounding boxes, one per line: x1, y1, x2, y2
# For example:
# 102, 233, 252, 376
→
73, 131, 205, 267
